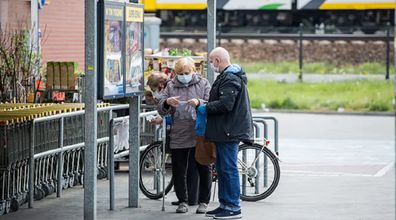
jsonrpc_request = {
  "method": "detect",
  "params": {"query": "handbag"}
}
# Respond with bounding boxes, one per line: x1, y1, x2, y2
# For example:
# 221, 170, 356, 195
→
195, 136, 216, 165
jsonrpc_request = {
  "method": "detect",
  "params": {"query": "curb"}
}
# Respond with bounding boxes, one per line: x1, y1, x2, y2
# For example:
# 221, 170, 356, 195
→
251, 109, 395, 117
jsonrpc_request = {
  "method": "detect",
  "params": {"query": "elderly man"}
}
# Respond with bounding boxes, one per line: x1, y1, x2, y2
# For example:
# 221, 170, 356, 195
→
203, 47, 253, 219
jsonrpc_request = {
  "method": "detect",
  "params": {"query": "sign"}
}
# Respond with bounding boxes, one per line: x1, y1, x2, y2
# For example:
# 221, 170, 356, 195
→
98, 1, 144, 99
38, 0, 46, 9
98, 1, 124, 99
125, 4, 144, 96
126, 6, 144, 22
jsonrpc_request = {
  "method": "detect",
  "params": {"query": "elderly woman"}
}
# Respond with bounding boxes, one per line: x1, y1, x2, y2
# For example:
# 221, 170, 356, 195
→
158, 57, 212, 214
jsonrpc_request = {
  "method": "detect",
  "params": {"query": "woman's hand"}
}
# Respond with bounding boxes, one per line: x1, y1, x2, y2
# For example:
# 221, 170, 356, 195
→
149, 116, 163, 125
166, 96, 180, 107
187, 98, 199, 107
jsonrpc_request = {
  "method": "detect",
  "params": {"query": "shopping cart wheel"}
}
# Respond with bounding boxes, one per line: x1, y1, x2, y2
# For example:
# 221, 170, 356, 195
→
34, 186, 45, 200
42, 183, 50, 196
63, 176, 69, 189
68, 176, 75, 188
47, 182, 55, 195
22, 192, 28, 203
97, 168, 106, 179
4, 200, 10, 214
79, 174, 84, 185
73, 175, 79, 186
10, 198, 19, 212
0, 200, 5, 215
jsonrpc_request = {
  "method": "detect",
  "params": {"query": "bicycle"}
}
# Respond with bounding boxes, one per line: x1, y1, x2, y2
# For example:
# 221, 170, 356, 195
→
139, 139, 280, 202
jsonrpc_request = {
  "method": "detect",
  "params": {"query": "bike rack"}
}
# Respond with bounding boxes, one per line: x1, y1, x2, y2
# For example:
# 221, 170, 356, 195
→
108, 110, 163, 211
251, 116, 280, 193
252, 116, 279, 156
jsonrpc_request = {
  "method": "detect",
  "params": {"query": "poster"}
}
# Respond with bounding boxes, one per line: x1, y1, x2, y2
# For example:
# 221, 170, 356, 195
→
98, 1, 144, 99
103, 4, 124, 98
125, 4, 144, 95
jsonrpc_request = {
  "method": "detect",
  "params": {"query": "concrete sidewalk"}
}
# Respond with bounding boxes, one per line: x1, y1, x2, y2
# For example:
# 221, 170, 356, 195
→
1, 112, 394, 220
1, 169, 394, 220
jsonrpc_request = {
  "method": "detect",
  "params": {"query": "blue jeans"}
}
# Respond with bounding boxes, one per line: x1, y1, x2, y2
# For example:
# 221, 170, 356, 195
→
215, 142, 240, 211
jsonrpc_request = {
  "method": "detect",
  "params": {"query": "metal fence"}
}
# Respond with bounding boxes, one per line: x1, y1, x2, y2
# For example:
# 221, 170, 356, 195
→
161, 26, 393, 80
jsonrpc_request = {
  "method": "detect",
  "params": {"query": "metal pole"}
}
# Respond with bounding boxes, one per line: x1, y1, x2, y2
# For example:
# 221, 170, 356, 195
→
298, 23, 304, 81
84, 0, 98, 219
393, 8, 396, 219
109, 119, 115, 211
129, 96, 140, 208
207, 0, 216, 84
263, 121, 268, 188
386, 22, 390, 80
28, 122, 35, 208
57, 118, 64, 198
30, 0, 39, 63
162, 118, 166, 211
218, 23, 223, 47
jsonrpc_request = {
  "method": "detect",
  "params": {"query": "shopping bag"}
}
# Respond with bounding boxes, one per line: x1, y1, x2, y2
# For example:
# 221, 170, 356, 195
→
195, 136, 216, 165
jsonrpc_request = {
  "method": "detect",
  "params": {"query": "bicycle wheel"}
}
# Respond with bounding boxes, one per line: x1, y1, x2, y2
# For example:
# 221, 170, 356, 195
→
139, 141, 173, 200
238, 143, 280, 201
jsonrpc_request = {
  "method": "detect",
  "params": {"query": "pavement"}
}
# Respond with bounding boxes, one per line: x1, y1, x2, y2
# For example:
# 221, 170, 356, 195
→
1, 112, 394, 220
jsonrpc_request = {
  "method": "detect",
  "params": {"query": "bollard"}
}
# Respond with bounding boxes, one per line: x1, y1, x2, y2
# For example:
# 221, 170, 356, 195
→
299, 23, 304, 81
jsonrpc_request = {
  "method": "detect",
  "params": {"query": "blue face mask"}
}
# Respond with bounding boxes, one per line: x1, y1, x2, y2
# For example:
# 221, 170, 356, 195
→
177, 74, 193, 84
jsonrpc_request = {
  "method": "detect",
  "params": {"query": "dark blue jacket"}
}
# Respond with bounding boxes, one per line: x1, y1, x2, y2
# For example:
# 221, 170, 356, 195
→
205, 64, 253, 143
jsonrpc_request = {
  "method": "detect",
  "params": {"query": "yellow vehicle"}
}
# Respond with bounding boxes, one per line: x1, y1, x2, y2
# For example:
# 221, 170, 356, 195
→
139, 0, 394, 34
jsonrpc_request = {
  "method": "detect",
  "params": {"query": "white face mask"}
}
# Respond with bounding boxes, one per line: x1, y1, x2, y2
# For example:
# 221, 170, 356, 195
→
152, 91, 162, 100
210, 63, 220, 73
177, 74, 193, 84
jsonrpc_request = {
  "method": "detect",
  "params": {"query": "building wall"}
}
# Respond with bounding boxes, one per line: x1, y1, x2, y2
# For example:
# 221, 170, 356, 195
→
39, 0, 85, 70
0, 0, 31, 29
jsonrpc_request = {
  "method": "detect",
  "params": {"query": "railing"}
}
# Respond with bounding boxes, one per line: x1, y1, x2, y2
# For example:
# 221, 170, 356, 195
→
108, 110, 162, 211
28, 104, 130, 208
161, 26, 393, 81
161, 32, 393, 41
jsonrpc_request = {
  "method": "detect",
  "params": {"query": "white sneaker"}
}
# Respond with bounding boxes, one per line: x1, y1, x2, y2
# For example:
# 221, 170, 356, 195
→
176, 202, 188, 213
196, 203, 208, 214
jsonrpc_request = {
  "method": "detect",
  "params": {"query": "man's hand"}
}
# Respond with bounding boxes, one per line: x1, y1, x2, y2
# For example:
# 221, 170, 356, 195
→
166, 96, 180, 107
149, 116, 163, 125
187, 98, 199, 107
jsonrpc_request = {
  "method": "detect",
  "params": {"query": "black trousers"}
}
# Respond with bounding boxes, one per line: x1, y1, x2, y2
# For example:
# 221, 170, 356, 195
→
171, 147, 212, 204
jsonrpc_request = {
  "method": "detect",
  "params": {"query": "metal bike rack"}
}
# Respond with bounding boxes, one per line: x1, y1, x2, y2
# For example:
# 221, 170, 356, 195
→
252, 116, 279, 155
108, 110, 164, 211
253, 116, 279, 192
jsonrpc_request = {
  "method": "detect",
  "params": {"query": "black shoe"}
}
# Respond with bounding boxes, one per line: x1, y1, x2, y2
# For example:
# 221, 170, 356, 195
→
171, 201, 180, 206
213, 209, 242, 219
205, 207, 224, 217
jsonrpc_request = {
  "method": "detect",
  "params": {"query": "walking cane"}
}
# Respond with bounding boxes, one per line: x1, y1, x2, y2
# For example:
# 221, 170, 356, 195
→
161, 119, 166, 211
